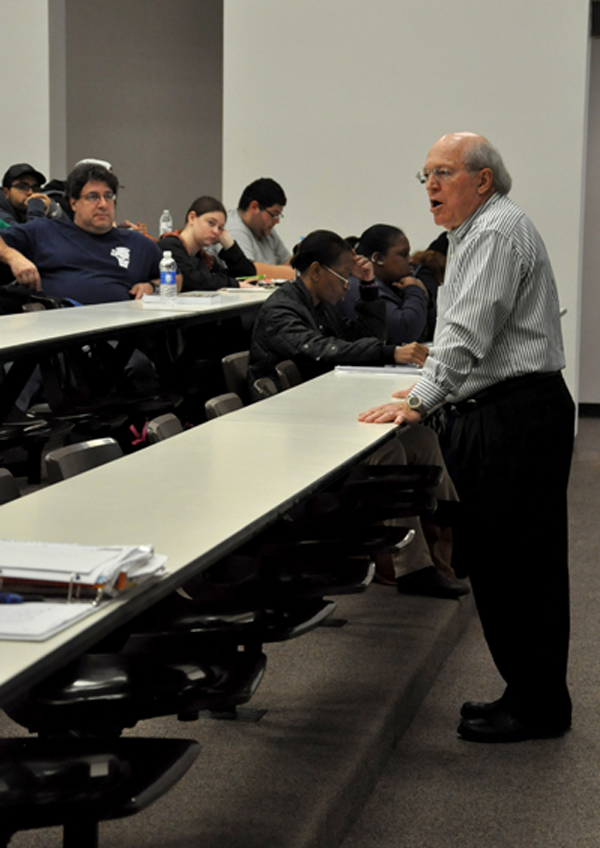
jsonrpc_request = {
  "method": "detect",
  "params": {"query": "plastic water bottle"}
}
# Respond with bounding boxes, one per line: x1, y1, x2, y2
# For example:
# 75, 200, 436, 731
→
159, 251, 177, 304
158, 209, 173, 236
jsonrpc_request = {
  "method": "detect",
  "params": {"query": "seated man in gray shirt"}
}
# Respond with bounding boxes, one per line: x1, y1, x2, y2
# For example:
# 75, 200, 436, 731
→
227, 178, 294, 280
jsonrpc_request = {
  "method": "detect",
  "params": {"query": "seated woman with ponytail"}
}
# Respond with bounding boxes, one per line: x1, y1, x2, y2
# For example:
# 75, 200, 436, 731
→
158, 196, 256, 291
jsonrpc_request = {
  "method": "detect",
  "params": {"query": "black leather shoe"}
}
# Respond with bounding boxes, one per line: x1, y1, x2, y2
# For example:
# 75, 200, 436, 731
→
397, 566, 470, 600
460, 698, 505, 719
458, 709, 570, 743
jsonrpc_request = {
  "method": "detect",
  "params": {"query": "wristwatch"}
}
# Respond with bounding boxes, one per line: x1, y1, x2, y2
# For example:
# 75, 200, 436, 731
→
406, 394, 427, 416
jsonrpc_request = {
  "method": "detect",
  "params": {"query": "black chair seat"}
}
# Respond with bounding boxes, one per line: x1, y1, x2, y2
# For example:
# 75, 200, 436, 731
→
6, 648, 266, 735
0, 737, 199, 848
252, 525, 413, 555
131, 597, 337, 644
181, 549, 375, 611
342, 463, 443, 489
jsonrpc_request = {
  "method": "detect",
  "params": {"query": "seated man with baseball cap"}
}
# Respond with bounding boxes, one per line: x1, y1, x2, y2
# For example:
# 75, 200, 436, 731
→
0, 163, 63, 227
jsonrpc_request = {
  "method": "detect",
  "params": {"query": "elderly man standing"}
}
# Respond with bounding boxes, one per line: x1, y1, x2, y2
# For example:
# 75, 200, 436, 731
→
360, 133, 574, 743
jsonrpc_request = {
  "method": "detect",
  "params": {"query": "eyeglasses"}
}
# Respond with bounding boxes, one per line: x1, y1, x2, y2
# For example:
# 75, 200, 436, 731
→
81, 192, 116, 204
322, 265, 350, 287
12, 182, 41, 193
415, 168, 456, 185
261, 207, 284, 221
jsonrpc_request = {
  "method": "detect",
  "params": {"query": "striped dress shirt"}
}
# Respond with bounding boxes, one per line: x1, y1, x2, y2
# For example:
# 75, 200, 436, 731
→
409, 192, 565, 413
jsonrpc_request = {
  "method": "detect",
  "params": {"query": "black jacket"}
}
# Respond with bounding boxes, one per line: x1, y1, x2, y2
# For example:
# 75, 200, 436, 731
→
248, 278, 396, 395
157, 233, 255, 291
0, 194, 63, 227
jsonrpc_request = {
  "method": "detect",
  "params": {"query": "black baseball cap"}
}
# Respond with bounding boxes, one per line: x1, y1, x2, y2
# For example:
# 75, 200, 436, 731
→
2, 164, 46, 189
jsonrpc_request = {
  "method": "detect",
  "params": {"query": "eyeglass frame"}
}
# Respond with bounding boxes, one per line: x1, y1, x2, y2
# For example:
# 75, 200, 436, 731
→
322, 264, 350, 287
80, 191, 117, 204
11, 181, 42, 193
415, 166, 482, 185
260, 206, 284, 221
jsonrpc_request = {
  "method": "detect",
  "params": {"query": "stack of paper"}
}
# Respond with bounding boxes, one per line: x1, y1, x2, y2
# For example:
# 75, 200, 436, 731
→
0, 541, 167, 600
334, 365, 421, 374
142, 292, 221, 310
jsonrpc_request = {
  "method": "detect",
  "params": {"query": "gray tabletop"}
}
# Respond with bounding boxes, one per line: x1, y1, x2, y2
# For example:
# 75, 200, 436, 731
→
0, 369, 408, 705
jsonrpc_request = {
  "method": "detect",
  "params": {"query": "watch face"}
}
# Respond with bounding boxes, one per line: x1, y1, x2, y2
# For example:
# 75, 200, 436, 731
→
408, 396, 421, 410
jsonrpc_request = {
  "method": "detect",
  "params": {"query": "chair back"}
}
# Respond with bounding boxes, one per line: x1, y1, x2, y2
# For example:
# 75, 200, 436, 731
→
205, 393, 243, 420
253, 377, 279, 399
45, 438, 123, 483
146, 413, 183, 444
275, 360, 303, 390
0, 469, 20, 504
221, 351, 250, 404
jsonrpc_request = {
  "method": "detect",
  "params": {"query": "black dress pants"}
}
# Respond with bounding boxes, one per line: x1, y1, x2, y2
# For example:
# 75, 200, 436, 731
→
449, 372, 575, 729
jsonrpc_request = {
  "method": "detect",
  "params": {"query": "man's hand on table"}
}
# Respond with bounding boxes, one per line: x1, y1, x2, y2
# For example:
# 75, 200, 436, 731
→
129, 282, 155, 299
358, 400, 422, 426
359, 382, 421, 426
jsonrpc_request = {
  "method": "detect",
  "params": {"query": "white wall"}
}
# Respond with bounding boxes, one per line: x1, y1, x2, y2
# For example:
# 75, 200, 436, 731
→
223, 0, 591, 398
0, 1, 51, 177
0, 0, 224, 231
62, 0, 223, 227
581, 37, 600, 402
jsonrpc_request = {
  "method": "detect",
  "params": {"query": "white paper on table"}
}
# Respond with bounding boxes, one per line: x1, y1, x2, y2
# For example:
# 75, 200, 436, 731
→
141, 293, 221, 310
0, 601, 98, 641
334, 365, 422, 375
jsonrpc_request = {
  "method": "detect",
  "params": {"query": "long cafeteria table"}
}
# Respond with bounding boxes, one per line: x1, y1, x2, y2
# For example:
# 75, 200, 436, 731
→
0, 290, 272, 420
0, 291, 272, 360
0, 369, 412, 709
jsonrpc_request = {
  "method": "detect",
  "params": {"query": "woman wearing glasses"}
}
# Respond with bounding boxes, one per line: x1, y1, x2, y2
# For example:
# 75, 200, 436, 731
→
248, 229, 428, 394
158, 196, 257, 291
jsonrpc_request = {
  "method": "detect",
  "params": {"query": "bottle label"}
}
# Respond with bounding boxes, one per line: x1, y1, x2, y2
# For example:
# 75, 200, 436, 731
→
160, 271, 176, 286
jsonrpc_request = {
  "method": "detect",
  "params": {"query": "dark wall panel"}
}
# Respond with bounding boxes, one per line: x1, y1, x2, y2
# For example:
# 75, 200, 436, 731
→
65, 0, 223, 232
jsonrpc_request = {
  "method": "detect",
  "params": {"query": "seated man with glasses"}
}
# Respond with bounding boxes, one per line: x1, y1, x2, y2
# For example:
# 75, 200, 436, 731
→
0, 163, 161, 303
0, 163, 64, 228
226, 177, 295, 280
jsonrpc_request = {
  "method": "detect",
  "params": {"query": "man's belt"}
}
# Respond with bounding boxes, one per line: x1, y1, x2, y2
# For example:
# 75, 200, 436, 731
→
448, 371, 561, 416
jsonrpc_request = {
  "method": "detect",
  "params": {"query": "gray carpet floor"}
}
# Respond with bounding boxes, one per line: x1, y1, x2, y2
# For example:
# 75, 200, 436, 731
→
2, 416, 597, 847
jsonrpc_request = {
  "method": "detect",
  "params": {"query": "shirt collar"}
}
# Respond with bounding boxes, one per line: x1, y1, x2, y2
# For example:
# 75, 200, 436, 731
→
448, 192, 499, 244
